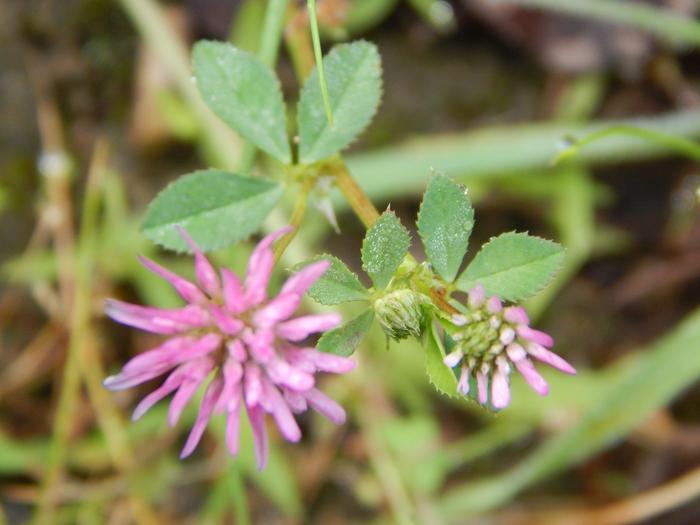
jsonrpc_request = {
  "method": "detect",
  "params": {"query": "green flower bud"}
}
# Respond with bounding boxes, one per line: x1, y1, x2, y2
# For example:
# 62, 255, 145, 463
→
373, 288, 425, 340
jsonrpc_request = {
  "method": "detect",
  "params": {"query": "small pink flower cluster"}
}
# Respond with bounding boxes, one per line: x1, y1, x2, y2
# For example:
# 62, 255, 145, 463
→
443, 285, 576, 409
104, 227, 354, 468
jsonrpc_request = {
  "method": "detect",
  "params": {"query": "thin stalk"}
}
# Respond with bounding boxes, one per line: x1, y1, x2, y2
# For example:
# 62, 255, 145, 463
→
554, 124, 700, 165
307, 0, 333, 124
240, 0, 290, 172
284, 4, 315, 82
334, 163, 380, 228
274, 177, 314, 262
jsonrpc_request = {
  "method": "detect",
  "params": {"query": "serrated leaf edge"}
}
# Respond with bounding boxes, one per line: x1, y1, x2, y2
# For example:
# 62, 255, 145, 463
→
457, 231, 565, 300
194, 40, 291, 164
141, 170, 283, 254
416, 173, 474, 283
361, 210, 412, 290
298, 40, 384, 164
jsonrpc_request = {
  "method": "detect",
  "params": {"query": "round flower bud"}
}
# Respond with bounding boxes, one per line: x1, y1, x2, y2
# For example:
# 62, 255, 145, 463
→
373, 288, 425, 340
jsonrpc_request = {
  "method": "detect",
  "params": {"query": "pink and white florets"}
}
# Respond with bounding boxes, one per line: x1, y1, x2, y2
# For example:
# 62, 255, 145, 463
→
104, 226, 354, 468
443, 285, 576, 409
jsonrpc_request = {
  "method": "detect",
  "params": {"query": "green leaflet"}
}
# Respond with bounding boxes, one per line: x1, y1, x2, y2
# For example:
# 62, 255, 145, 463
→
142, 169, 283, 252
456, 232, 564, 301
425, 322, 458, 398
417, 175, 474, 282
361, 211, 411, 290
298, 41, 382, 164
194, 40, 291, 163
317, 310, 375, 356
294, 254, 369, 305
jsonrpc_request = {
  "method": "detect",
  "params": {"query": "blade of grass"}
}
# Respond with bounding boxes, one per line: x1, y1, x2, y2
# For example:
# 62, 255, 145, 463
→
343, 108, 700, 205
307, 0, 333, 124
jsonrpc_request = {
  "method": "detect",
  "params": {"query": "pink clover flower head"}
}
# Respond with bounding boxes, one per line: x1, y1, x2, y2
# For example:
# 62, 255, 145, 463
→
443, 284, 575, 409
104, 226, 354, 468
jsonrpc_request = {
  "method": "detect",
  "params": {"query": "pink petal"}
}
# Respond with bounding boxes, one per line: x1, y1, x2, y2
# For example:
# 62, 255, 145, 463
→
487, 296, 502, 313
514, 358, 549, 396
468, 285, 485, 308
138, 255, 206, 304
443, 350, 463, 369
526, 343, 577, 375
452, 314, 468, 326
491, 370, 510, 409
476, 369, 489, 405
103, 365, 170, 391
457, 365, 471, 395
276, 313, 341, 341
504, 306, 529, 325
304, 388, 346, 425
266, 358, 315, 391
243, 329, 275, 363
123, 334, 221, 375
132, 367, 187, 420
168, 359, 214, 426
214, 359, 243, 414
246, 404, 269, 470
221, 268, 246, 314
290, 348, 356, 374
244, 227, 292, 306
505, 343, 527, 363
227, 339, 247, 362
283, 389, 308, 413
243, 363, 264, 407
225, 402, 241, 456
280, 260, 330, 296
263, 378, 301, 442
122, 336, 195, 374
105, 299, 209, 334
499, 327, 515, 345
180, 377, 223, 458
176, 226, 221, 298
208, 304, 244, 335
253, 293, 301, 328
517, 326, 554, 348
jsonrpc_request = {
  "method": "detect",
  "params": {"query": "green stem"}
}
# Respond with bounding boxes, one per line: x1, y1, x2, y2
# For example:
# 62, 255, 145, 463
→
334, 162, 379, 228
274, 178, 314, 262
240, 0, 290, 172
307, 0, 333, 124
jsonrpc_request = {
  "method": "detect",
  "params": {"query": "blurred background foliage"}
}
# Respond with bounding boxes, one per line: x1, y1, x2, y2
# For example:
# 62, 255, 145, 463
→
2, 0, 700, 524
